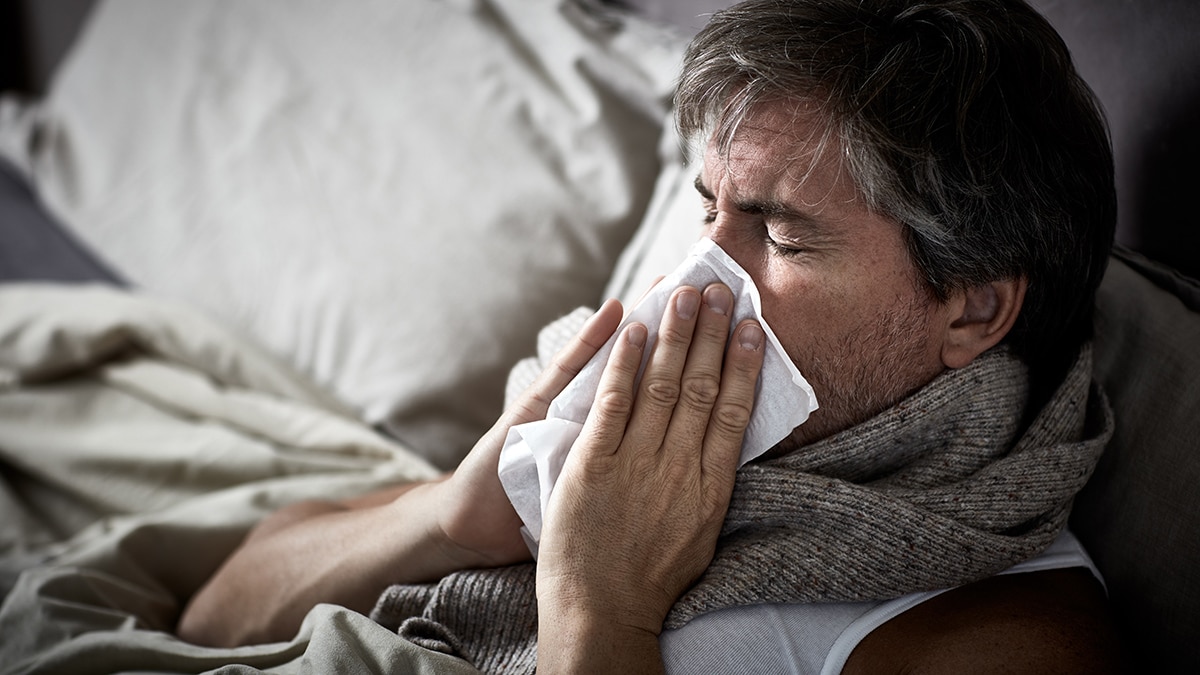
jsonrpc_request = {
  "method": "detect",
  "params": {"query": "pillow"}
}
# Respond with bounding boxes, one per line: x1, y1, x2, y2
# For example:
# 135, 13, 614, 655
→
0, 0, 688, 469
603, 125, 705, 306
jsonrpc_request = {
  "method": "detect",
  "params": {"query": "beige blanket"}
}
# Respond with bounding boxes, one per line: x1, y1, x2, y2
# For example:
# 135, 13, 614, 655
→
0, 283, 474, 674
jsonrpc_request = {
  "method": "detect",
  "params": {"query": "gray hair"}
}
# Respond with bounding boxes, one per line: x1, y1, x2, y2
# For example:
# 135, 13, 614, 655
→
677, 0, 1116, 382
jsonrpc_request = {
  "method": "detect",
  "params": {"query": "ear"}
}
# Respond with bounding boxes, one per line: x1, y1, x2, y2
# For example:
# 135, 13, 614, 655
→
940, 277, 1027, 369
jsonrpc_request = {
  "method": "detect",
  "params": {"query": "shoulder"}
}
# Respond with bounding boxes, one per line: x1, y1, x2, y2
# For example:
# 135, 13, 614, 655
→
842, 567, 1128, 674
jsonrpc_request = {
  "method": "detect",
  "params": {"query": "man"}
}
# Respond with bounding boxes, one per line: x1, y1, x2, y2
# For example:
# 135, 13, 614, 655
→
178, 0, 1123, 671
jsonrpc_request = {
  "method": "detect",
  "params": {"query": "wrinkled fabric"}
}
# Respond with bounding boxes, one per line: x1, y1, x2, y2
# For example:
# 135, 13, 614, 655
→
0, 284, 443, 673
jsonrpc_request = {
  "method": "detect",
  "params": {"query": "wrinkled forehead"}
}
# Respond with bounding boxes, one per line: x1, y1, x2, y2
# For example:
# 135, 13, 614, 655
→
690, 89, 837, 156
699, 99, 862, 210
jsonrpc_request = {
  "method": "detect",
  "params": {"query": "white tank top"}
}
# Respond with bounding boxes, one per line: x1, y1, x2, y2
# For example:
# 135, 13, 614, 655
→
660, 529, 1101, 674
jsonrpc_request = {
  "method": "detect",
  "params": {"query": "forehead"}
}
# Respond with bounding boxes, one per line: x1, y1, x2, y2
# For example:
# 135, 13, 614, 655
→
701, 100, 864, 214
699, 99, 924, 288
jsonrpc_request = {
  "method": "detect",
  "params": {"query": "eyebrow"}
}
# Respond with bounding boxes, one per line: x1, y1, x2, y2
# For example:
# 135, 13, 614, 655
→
694, 173, 830, 231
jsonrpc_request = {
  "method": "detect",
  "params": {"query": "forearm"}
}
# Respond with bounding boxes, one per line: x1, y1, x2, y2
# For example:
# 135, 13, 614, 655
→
177, 481, 460, 646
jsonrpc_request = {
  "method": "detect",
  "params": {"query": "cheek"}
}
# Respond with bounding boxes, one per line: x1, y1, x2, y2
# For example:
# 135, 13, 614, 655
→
754, 267, 839, 361
757, 258, 855, 323
753, 261, 903, 370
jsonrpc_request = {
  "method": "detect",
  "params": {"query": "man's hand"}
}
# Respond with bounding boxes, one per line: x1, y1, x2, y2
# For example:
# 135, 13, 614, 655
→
427, 297, 627, 570
535, 284, 766, 673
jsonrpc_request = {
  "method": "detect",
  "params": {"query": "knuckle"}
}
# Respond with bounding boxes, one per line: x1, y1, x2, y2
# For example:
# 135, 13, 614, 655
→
642, 377, 682, 408
595, 388, 636, 420
732, 351, 764, 375
582, 390, 635, 451
657, 324, 693, 348
550, 357, 582, 383
524, 389, 553, 413
608, 350, 643, 380
699, 316, 731, 342
711, 401, 754, 436
680, 372, 721, 409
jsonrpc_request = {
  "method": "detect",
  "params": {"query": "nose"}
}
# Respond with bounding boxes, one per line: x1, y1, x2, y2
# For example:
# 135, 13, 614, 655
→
705, 219, 760, 280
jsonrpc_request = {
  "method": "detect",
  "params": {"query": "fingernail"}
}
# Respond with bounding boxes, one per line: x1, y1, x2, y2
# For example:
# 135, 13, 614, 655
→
704, 285, 733, 316
739, 323, 764, 351
626, 323, 647, 349
675, 290, 700, 320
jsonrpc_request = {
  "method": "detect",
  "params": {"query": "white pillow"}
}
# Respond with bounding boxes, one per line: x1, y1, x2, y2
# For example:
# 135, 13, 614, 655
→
4, 0, 688, 469
603, 125, 707, 307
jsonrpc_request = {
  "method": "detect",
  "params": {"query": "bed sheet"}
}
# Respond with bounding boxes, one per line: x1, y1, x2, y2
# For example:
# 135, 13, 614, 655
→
0, 284, 446, 673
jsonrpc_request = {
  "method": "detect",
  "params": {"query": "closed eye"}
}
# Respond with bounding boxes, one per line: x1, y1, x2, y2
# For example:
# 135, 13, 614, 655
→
695, 172, 823, 259
766, 236, 805, 258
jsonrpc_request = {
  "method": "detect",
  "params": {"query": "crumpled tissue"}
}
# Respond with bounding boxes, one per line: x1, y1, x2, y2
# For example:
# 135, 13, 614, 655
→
497, 237, 818, 555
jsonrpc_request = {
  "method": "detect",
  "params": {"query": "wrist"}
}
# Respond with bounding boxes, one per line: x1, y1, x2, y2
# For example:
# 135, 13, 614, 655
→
535, 571, 667, 673
425, 470, 532, 571
536, 597, 664, 674
376, 480, 482, 583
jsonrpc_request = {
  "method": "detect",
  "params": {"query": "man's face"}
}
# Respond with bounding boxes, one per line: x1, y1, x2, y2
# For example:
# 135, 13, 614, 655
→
697, 101, 955, 451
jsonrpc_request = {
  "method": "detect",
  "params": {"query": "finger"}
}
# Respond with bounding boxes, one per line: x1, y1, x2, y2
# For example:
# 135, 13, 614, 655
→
623, 286, 702, 451
576, 322, 648, 457
659, 283, 736, 456
701, 320, 765, 482
509, 299, 624, 424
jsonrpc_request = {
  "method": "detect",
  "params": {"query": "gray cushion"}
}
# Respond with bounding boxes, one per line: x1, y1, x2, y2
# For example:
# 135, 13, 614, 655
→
1072, 250, 1200, 670
0, 161, 122, 285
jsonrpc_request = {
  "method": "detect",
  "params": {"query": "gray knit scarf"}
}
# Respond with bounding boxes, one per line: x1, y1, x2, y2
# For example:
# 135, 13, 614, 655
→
371, 343, 1112, 674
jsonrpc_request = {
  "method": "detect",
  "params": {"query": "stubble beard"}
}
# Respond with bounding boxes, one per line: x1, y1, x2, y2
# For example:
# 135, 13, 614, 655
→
769, 296, 944, 456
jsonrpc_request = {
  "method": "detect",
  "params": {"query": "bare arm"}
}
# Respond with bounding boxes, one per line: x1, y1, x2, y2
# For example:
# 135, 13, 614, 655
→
176, 480, 462, 646
177, 299, 629, 647
844, 567, 1127, 674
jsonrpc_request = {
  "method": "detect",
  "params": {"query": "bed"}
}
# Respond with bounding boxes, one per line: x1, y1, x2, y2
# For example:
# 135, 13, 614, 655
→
0, 0, 1198, 672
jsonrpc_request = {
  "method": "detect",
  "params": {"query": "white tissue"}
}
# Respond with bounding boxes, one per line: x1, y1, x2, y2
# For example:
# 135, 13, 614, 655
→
497, 238, 818, 555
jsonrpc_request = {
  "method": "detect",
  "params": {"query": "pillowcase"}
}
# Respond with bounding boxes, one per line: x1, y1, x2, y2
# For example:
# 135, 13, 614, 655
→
505, 124, 704, 407
603, 126, 706, 306
1, 0, 688, 469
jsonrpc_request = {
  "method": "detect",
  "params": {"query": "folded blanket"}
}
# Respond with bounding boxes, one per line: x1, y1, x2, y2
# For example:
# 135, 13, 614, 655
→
0, 283, 447, 673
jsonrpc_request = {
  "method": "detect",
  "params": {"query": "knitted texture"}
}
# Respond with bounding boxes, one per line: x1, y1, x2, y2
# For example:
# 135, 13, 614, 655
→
374, 564, 539, 673
372, 310, 1112, 673
668, 344, 1109, 625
